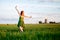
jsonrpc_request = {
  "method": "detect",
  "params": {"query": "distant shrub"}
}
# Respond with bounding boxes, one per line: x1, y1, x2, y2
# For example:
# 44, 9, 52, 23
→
39, 21, 42, 24
7, 24, 9, 25
49, 21, 56, 24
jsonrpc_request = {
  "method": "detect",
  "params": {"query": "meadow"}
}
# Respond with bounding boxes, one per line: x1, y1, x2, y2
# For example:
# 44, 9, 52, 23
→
0, 24, 60, 40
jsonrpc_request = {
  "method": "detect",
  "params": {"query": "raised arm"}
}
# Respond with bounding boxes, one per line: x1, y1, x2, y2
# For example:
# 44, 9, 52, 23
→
24, 16, 32, 18
15, 5, 20, 15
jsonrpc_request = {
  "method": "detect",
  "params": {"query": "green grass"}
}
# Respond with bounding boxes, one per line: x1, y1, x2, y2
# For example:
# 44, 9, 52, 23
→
0, 24, 60, 40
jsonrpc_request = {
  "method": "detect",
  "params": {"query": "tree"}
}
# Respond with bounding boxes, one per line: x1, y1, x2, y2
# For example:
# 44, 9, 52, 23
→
39, 21, 42, 24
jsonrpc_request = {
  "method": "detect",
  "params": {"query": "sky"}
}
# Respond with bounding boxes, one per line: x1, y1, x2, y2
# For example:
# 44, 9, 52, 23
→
0, 0, 60, 24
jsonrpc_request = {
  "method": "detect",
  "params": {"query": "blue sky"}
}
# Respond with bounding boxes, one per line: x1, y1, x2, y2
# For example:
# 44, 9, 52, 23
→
0, 0, 60, 24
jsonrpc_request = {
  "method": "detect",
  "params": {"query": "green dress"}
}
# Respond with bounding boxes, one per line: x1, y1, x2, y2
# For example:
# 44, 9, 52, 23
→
17, 16, 24, 27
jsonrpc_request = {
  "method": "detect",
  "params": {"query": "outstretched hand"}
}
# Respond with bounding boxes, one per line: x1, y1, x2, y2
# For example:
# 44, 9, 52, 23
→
15, 5, 20, 14
30, 16, 32, 18
15, 5, 18, 9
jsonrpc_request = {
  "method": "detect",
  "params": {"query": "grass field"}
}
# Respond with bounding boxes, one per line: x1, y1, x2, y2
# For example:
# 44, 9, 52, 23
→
0, 24, 60, 40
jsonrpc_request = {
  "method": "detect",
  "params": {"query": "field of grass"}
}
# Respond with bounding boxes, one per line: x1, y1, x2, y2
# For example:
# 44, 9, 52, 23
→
0, 24, 60, 40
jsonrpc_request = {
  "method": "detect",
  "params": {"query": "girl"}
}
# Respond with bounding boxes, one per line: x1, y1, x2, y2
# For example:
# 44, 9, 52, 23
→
15, 5, 32, 32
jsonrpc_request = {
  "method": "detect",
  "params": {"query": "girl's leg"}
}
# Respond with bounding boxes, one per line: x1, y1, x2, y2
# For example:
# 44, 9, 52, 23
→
20, 27, 23, 32
20, 26, 23, 32
19, 26, 21, 32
